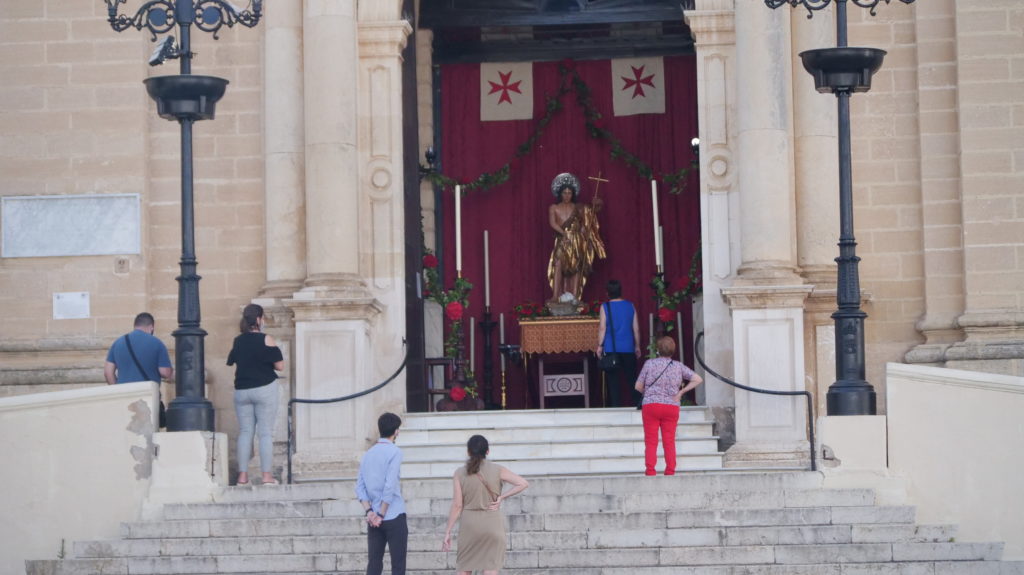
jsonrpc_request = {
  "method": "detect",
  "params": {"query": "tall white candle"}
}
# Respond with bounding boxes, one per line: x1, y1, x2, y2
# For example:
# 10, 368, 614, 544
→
651, 180, 662, 269
649, 313, 654, 347
470, 317, 475, 367
499, 312, 506, 371
483, 230, 490, 307
455, 185, 462, 272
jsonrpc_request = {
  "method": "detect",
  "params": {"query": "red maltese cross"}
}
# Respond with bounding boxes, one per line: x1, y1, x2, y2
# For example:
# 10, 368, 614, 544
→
621, 65, 656, 99
488, 70, 523, 105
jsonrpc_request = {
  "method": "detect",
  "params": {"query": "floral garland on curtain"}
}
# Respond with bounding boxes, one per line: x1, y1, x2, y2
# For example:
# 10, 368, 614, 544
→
650, 246, 703, 334
421, 60, 693, 195
422, 250, 472, 358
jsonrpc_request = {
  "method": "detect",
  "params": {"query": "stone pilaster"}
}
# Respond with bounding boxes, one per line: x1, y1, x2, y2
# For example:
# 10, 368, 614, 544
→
686, 0, 739, 447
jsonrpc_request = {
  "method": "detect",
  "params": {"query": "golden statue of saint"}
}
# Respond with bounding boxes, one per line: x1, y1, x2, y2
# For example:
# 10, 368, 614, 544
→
547, 172, 606, 303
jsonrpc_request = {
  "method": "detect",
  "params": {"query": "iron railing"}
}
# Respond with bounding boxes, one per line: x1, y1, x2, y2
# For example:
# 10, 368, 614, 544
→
286, 346, 408, 484
694, 332, 816, 471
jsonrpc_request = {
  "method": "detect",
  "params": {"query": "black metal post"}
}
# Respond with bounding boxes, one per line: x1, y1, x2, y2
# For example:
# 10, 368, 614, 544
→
480, 308, 497, 408
106, 0, 262, 431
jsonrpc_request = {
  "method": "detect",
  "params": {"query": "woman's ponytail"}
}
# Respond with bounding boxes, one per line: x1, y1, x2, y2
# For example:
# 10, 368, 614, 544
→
466, 434, 489, 475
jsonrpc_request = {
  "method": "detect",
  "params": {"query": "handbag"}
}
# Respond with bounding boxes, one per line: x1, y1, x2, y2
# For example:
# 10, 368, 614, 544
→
124, 333, 166, 428
598, 302, 621, 372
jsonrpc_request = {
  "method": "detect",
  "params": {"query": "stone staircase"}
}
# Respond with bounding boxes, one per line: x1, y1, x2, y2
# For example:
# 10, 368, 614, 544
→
395, 407, 724, 478
27, 472, 1024, 574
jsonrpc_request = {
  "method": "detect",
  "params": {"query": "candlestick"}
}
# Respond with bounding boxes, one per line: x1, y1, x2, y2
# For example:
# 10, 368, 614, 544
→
649, 312, 654, 349
455, 185, 462, 272
499, 312, 506, 371
651, 180, 662, 269
483, 230, 491, 307
658, 225, 665, 272
677, 311, 683, 361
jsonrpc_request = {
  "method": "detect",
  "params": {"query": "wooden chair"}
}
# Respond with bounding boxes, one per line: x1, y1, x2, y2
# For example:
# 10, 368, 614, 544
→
424, 357, 455, 412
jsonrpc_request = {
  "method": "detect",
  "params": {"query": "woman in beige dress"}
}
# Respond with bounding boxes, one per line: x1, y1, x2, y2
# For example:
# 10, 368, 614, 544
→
441, 435, 529, 575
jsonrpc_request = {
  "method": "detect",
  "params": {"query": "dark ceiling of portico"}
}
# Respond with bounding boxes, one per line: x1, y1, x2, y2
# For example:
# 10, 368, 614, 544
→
419, 0, 696, 64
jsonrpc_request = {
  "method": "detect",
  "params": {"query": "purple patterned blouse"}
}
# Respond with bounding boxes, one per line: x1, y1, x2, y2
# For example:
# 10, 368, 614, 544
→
636, 357, 696, 406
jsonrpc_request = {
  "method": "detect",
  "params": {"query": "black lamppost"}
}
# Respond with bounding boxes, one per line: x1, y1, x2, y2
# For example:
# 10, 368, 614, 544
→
765, 0, 914, 415
106, 0, 262, 431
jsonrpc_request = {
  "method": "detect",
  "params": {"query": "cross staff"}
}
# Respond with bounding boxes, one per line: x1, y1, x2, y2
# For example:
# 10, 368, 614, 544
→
588, 172, 610, 201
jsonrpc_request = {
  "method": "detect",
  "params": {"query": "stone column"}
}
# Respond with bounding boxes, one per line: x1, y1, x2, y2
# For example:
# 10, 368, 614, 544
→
283, 0, 384, 479
261, 0, 306, 299
722, 1, 811, 466
256, 0, 306, 457
686, 0, 740, 447
791, 6, 840, 416
904, 0, 965, 367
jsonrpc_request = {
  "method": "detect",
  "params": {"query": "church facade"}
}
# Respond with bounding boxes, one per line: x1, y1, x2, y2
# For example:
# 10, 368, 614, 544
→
0, 0, 1021, 474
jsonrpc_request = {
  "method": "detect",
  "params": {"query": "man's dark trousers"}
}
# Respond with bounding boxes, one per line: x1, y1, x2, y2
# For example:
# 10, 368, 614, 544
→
367, 513, 408, 575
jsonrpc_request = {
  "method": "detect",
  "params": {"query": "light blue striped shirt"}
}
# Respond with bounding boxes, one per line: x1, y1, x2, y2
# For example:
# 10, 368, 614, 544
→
355, 439, 405, 520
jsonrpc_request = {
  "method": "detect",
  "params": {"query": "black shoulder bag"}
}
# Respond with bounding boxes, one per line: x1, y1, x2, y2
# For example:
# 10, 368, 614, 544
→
124, 333, 167, 429
599, 302, 621, 372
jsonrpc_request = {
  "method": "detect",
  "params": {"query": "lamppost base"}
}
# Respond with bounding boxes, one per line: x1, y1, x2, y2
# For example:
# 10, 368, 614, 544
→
165, 397, 215, 432
826, 384, 877, 416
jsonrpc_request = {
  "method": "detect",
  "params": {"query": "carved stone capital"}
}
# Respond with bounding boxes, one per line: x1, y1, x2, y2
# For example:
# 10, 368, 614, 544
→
721, 285, 813, 310
358, 21, 413, 59
685, 5, 735, 47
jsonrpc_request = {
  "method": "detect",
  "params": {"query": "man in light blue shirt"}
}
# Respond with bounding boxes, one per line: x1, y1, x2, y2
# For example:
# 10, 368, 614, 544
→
355, 412, 407, 575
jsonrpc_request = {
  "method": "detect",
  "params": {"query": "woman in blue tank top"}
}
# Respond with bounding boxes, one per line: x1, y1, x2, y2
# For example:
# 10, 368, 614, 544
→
596, 279, 642, 407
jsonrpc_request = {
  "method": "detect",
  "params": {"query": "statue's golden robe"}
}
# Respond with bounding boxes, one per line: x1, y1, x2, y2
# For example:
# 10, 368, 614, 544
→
547, 203, 606, 301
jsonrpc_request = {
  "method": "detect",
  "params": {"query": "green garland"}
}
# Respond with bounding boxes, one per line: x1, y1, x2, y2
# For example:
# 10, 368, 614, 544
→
423, 61, 693, 196
650, 246, 703, 335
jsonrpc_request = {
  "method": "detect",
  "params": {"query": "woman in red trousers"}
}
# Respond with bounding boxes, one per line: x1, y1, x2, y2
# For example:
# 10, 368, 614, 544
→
634, 336, 704, 476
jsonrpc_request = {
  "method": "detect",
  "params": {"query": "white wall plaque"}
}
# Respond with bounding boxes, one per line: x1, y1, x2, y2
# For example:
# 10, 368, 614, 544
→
2, 194, 140, 258
53, 292, 90, 320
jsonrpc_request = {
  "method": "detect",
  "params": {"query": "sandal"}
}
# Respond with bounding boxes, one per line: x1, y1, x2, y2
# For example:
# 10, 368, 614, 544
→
261, 479, 279, 486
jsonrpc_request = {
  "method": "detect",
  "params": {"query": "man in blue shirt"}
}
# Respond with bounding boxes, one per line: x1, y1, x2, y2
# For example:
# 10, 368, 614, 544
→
104, 312, 173, 427
356, 412, 407, 575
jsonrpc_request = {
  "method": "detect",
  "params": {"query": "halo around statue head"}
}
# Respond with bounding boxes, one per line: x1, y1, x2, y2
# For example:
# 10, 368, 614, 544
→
551, 172, 580, 200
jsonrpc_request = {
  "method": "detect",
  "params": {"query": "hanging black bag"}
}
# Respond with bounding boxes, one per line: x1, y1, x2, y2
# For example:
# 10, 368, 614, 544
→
598, 302, 621, 372
124, 333, 167, 428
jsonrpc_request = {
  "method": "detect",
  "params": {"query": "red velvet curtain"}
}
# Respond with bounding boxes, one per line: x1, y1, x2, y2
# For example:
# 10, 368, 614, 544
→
439, 56, 700, 409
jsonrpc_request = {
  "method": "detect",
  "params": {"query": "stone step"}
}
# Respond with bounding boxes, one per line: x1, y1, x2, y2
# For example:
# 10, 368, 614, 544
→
399, 421, 716, 444
400, 407, 713, 430
120, 506, 920, 540
157, 488, 876, 521
402, 452, 725, 478
222, 472, 828, 502
400, 436, 722, 462
26, 560, 1024, 575
76, 523, 958, 558
27, 542, 1008, 574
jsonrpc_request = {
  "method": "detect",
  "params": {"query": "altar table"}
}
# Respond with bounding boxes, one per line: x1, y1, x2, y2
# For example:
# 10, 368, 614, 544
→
519, 317, 599, 408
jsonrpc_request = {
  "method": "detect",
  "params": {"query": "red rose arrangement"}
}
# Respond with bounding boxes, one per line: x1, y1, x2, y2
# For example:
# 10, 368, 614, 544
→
445, 301, 464, 321
658, 307, 674, 323
423, 253, 438, 268
449, 386, 467, 402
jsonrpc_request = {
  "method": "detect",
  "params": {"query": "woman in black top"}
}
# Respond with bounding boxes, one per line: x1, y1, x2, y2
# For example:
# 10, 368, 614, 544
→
227, 304, 284, 485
